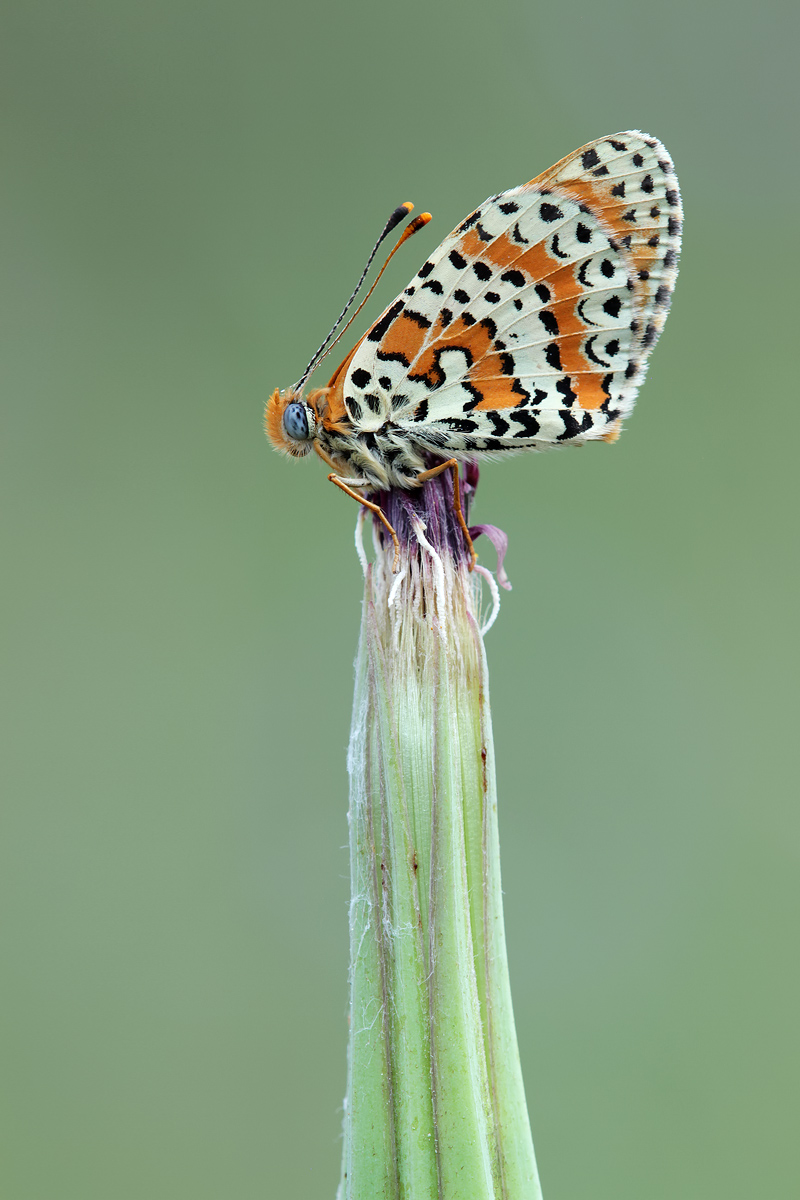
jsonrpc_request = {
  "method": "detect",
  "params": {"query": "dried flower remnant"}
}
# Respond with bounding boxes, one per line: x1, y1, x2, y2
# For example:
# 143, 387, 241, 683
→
339, 466, 542, 1200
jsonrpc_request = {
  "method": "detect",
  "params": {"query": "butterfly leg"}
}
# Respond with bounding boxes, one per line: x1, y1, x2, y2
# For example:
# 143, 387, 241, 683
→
327, 474, 401, 572
414, 459, 477, 571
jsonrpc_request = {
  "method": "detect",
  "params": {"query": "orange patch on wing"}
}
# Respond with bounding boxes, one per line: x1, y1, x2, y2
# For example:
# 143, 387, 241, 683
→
470, 358, 524, 410
480, 235, 581, 296
574, 371, 612, 411
534, 177, 662, 295
548, 298, 587, 338
411, 314, 494, 387
377, 310, 429, 367
456, 227, 490, 259
478, 231, 529, 270
543, 330, 606, 410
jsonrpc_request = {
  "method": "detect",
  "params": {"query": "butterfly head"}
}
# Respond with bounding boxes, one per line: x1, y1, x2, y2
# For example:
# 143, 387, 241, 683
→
265, 388, 319, 458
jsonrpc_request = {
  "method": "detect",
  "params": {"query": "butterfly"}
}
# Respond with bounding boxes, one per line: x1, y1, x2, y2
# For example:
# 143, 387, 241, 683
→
266, 131, 682, 566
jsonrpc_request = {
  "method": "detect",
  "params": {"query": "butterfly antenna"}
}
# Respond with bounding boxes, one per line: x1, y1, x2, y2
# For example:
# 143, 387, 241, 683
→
294, 204, 431, 392
310, 211, 432, 374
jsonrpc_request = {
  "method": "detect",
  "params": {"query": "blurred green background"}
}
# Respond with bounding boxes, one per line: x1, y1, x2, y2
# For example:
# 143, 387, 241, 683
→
2, 0, 798, 1196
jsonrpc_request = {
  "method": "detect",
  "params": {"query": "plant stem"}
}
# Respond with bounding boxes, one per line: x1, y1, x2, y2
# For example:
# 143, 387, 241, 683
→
339, 471, 542, 1200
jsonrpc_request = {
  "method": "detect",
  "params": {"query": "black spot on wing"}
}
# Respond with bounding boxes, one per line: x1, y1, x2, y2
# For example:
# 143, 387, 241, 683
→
499, 200, 520, 214
598, 377, 616, 410
422, 279, 443, 295
418, 260, 434, 278
539, 309, 559, 336
442, 418, 479, 433
576, 223, 592, 243
581, 148, 600, 169
472, 261, 492, 281
584, 336, 610, 366
555, 376, 578, 405
540, 202, 564, 222
577, 297, 599, 327
449, 249, 467, 269
545, 342, 562, 370
351, 368, 371, 388
510, 408, 540, 438
557, 408, 592, 440
459, 380, 485, 411
501, 270, 525, 287
369, 300, 405, 343
458, 210, 481, 231
485, 411, 510, 437
377, 349, 410, 368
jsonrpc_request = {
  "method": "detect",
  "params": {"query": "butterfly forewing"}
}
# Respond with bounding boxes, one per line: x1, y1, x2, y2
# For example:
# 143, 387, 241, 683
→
336, 131, 681, 462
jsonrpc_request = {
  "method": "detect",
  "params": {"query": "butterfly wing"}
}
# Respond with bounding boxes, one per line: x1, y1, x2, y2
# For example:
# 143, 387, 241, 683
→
328, 131, 681, 468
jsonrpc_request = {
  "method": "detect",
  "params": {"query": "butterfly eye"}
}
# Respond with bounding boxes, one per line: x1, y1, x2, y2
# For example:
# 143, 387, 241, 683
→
283, 402, 313, 441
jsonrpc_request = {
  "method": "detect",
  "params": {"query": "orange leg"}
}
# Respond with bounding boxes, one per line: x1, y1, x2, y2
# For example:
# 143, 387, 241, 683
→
415, 459, 477, 571
328, 474, 401, 573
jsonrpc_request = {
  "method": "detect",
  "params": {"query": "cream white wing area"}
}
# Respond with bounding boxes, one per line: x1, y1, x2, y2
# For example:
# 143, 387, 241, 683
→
328, 131, 681, 474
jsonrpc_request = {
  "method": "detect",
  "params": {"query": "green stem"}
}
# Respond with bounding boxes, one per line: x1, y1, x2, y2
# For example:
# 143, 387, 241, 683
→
339, 505, 542, 1200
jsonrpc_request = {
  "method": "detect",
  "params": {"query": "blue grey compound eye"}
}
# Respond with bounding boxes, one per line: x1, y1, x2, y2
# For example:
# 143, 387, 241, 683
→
282, 402, 310, 441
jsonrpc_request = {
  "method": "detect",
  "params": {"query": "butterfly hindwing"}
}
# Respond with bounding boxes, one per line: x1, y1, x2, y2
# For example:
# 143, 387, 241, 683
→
327, 131, 681, 470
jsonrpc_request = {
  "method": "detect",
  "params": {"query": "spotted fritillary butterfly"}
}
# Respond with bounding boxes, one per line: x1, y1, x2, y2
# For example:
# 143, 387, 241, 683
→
266, 131, 682, 559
